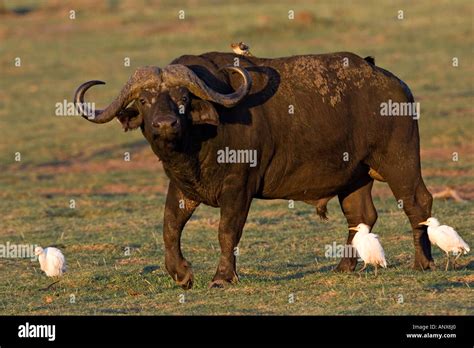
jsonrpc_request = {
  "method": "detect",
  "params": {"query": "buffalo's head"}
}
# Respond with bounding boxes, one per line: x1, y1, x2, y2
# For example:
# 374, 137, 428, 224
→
74, 65, 252, 144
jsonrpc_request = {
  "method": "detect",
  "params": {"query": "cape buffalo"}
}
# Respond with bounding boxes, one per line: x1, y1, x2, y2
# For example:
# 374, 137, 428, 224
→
74, 51, 434, 289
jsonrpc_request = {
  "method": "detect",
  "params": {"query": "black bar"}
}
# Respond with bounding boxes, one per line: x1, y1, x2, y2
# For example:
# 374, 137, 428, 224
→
0, 315, 471, 346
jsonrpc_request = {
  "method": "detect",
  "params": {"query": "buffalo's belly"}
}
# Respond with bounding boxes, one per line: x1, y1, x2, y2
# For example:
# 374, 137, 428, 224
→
259, 162, 355, 200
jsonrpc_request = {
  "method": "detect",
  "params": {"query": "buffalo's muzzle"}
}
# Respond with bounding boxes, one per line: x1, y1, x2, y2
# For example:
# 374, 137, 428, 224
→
152, 117, 179, 129
152, 116, 180, 139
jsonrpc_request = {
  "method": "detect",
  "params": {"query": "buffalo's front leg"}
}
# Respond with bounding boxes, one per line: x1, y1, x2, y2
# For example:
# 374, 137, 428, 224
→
210, 185, 252, 288
163, 181, 200, 290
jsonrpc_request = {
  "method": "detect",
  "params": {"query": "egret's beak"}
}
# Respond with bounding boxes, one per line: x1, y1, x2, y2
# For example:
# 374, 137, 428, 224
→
418, 220, 429, 226
349, 227, 358, 231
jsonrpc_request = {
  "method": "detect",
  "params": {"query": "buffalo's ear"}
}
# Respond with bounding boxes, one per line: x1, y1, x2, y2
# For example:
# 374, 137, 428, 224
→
189, 99, 219, 126
116, 105, 143, 132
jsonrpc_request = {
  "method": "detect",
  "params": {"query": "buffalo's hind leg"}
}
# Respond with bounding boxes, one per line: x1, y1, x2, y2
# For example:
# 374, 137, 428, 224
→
163, 181, 200, 290
378, 163, 434, 270
335, 176, 378, 272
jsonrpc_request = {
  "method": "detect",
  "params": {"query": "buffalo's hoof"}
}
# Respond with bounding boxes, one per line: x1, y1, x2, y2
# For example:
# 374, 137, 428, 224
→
334, 258, 357, 272
209, 271, 239, 289
169, 260, 194, 290
413, 258, 435, 271
175, 270, 194, 290
208, 279, 234, 289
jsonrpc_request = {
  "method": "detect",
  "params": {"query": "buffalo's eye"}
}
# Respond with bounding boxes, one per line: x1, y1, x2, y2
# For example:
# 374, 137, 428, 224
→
139, 98, 146, 105
181, 96, 188, 103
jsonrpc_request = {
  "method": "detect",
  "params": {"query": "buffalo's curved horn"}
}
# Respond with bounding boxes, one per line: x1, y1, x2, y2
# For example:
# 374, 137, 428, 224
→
162, 64, 252, 108
74, 66, 162, 123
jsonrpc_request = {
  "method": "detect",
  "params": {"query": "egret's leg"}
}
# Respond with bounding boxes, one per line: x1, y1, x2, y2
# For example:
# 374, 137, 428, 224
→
374, 265, 378, 277
40, 280, 60, 291
358, 263, 367, 273
453, 252, 462, 270
445, 252, 450, 271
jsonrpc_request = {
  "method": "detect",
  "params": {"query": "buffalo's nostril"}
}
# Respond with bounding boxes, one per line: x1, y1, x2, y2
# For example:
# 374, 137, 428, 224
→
152, 118, 179, 130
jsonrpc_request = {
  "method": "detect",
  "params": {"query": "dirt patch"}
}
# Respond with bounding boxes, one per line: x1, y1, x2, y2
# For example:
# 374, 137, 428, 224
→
38, 184, 167, 197
295, 11, 316, 26
450, 274, 474, 285
17, 146, 167, 197
372, 183, 474, 201
31, 147, 162, 175
421, 146, 474, 161
423, 168, 473, 178
429, 184, 474, 201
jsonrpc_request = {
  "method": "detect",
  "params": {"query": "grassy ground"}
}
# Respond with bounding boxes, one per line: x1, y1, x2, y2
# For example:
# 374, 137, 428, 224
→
0, 0, 472, 315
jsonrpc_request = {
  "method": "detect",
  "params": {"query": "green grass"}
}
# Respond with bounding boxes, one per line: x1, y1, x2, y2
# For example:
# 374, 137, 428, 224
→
0, 0, 473, 315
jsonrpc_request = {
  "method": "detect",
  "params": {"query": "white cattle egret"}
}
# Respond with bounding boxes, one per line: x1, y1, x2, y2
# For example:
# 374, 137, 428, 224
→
419, 217, 470, 270
350, 223, 387, 276
35, 246, 66, 277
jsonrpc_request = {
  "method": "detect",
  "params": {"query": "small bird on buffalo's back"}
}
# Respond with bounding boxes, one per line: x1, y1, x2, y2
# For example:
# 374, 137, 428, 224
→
230, 41, 253, 56
350, 223, 387, 276
35, 246, 67, 277
419, 217, 470, 270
